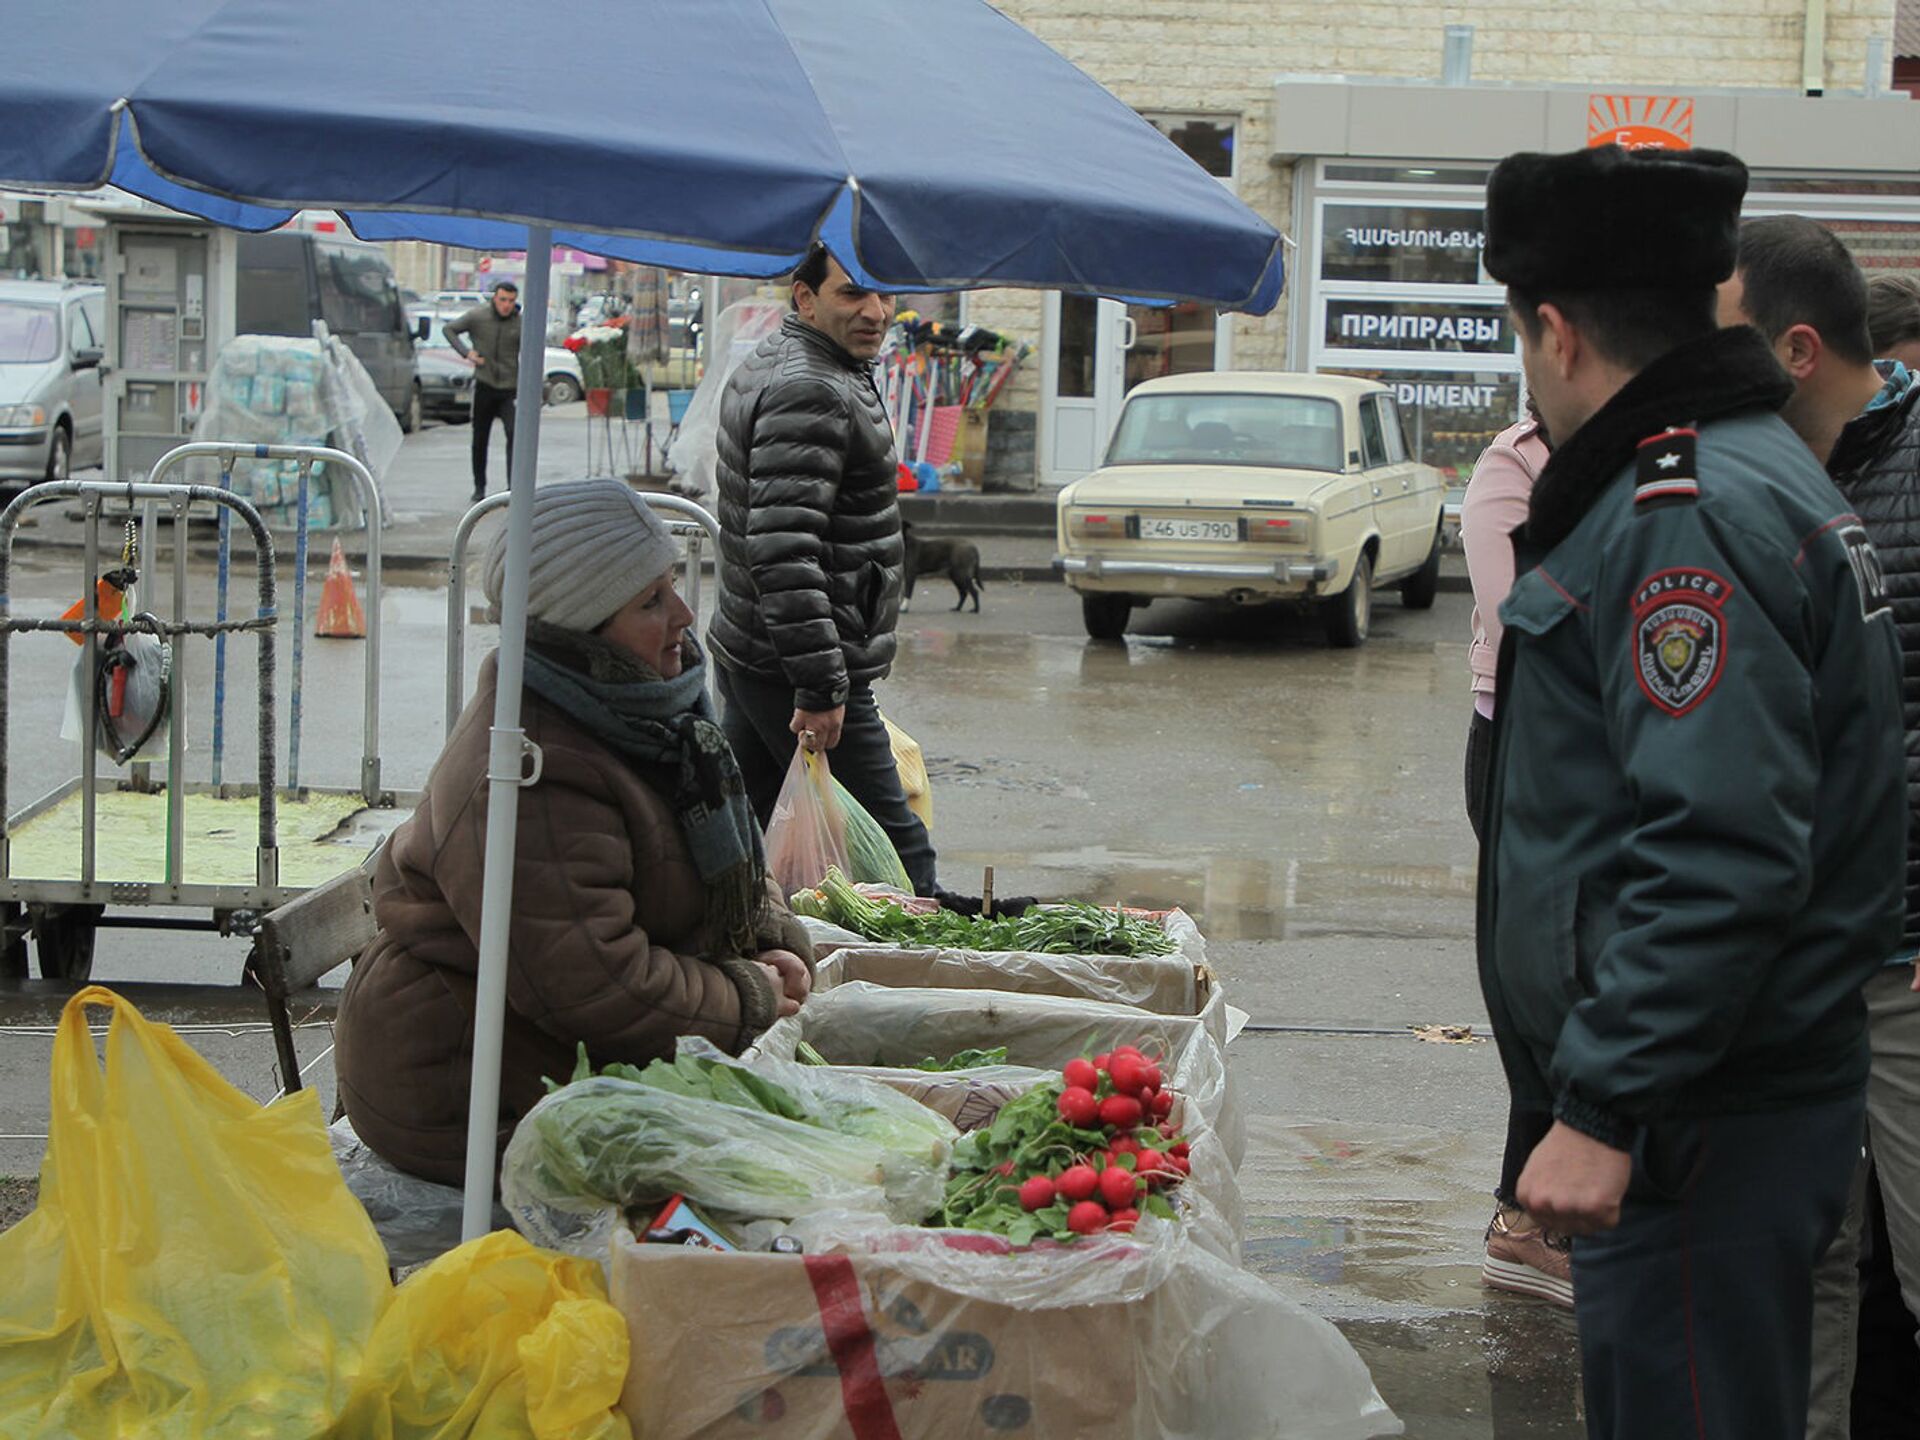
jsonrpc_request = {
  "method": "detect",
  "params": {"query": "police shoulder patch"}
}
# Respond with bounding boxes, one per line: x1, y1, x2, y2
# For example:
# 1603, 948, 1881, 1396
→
1631, 566, 1732, 717
1634, 427, 1700, 508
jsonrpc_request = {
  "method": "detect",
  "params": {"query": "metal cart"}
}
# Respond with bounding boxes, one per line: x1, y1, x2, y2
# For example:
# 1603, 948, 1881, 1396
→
0, 441, 398, 980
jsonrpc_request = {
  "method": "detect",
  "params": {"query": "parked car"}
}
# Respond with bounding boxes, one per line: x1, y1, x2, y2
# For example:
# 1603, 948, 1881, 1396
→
1054, 373, 1447, 646
0, 279, 107, 485
235, 232, 418, 430
409, 309, 585, 418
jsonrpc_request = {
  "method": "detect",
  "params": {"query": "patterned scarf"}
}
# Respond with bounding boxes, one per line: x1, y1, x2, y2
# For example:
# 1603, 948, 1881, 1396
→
520, 619, 767, 956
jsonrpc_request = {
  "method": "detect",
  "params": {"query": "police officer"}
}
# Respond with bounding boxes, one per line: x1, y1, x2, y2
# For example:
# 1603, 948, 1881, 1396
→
1476, 145, 1906, 1438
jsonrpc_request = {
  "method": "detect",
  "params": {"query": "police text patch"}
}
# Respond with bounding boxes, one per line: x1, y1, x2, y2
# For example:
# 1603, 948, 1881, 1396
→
1631, 567, 1732, 718
1838, 521, 1892, 621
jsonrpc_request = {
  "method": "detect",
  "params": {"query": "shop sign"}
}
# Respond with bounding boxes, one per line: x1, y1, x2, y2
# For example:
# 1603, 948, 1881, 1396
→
1587, 95, 1694, 151
1321, 204, 1486, 285
1325, 300, 1511, 355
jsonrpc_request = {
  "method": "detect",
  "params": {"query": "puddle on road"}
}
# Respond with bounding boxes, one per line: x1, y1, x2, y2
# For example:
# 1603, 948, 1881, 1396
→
1239, 1118, 1585, 1436
937, 844, 1474, 941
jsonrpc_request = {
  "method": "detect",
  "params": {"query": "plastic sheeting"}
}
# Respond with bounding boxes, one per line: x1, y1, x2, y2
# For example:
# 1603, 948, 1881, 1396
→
750, 982, 1243, 1168
664, 298, 784, 502
329, 1116, 512, 1271
501, 1038, 957, 1260
188, 333, 398, 527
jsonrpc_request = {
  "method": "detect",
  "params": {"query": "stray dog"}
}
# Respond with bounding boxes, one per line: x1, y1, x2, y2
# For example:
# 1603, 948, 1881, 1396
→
901, 520, 984, 613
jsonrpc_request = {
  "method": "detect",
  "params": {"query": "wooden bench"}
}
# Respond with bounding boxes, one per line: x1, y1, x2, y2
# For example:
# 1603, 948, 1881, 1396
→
248, 850, 379, 1094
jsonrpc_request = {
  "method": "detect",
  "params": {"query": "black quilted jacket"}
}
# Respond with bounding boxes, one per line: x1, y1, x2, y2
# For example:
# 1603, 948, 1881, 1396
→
708, 314, 903, 710
1830, 373, 1920, 950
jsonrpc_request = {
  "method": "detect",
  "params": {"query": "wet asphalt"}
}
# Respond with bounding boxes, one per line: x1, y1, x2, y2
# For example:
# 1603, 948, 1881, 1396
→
0, 528, 1586, 1434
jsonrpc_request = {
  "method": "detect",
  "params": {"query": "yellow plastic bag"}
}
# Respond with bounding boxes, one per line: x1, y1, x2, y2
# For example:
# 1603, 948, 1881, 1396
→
327, 1230, 632, 1440
0, 986, 393, 1439
882, 713, 934, 832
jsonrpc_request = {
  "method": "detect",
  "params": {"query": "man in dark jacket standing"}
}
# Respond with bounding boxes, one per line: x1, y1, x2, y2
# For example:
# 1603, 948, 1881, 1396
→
1478, 145, 1905, 1439
708, 244, 937, 896
1716, 213, 1920, 1440
443, 280, 522, 502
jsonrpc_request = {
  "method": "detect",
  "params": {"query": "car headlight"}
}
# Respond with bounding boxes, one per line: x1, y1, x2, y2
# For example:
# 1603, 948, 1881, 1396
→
0, 404, 46, 427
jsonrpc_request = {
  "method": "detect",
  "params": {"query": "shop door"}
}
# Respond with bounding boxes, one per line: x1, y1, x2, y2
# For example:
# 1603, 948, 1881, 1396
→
1045, 293, 1126, 485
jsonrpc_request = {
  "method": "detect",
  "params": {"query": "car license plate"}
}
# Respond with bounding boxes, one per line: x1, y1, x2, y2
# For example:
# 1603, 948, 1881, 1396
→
1138, 516, 1238, 543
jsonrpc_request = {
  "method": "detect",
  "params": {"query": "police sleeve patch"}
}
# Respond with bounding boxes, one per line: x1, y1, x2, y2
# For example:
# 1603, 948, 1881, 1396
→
1631, 566, 1732, 717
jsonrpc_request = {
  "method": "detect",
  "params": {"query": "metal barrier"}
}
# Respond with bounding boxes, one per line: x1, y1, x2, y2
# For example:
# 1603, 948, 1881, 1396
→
0, 479, 280, 891
444, 490, 721, 738
151, 442, 387, 806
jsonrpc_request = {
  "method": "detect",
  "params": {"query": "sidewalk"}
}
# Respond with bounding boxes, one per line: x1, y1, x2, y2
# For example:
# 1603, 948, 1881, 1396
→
13, 409, 1466, 592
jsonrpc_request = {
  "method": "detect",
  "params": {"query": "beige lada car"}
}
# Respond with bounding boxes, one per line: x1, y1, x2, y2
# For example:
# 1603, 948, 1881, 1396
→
1054, 373, 1447, 646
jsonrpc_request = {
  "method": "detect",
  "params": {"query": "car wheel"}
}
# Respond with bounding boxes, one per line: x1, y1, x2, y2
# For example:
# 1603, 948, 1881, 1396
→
1400, 522, 1443, 610
1082, 592, 1132, 641
45, 422, 70, 483
545, 374, 583, 406
1323, 551, 1373, 648
400, 383, 422, 435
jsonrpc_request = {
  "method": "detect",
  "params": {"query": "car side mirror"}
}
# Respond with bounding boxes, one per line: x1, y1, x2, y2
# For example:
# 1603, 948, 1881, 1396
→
72, 346, 104, 370
414, 315, 432, 341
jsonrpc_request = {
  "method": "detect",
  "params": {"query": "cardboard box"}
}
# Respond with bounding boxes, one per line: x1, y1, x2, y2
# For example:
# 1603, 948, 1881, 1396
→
614, 1234, 1152, 1439
609, 1227, 1399, 1439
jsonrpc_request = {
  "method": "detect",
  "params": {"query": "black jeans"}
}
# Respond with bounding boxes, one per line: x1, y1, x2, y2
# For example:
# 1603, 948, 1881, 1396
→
1573, 1096, 1861, 1439
715, 662, 938, 897
471, 380, 516, 495
1469, 707, 1556, 1206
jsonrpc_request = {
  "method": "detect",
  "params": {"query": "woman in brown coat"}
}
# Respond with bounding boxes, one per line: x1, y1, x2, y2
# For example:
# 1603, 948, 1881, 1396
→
336, 478, 812, 1186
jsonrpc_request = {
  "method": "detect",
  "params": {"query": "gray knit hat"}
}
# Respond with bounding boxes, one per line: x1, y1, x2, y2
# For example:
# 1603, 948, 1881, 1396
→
481, 478, 678, 631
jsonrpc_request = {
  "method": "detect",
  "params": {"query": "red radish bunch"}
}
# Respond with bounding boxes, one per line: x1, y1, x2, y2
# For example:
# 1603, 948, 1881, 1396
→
1022, 1043, 1190, 1235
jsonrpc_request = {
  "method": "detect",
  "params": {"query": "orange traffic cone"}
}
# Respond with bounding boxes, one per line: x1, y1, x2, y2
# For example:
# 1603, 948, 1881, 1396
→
315, 538, 366, 639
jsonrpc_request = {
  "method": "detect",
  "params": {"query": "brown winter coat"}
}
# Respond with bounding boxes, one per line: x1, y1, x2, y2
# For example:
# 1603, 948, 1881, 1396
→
336, 653, 809, 1187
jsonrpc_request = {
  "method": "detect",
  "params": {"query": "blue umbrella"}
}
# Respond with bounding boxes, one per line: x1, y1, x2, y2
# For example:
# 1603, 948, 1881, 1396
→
0, 0, 1286, 1237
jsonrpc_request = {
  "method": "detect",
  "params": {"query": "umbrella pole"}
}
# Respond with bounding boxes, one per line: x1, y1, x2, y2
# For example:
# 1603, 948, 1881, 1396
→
461, 225, 554, 1239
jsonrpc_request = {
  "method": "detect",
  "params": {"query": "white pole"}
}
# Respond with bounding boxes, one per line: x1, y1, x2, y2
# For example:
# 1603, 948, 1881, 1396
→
461, 225, 553, 1239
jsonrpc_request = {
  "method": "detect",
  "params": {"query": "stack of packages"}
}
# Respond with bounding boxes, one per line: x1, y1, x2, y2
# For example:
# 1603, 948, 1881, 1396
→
502, 778, 1398, 1437
193, 336, 346, 526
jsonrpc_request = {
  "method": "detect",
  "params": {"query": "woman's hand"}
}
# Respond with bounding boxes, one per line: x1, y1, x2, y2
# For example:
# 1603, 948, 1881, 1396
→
754, 962, 801, 1018
757, 948, 812, 1007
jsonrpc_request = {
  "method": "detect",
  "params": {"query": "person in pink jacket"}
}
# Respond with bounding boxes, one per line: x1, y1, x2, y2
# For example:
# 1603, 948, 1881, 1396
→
1460, 402, 1572, 1308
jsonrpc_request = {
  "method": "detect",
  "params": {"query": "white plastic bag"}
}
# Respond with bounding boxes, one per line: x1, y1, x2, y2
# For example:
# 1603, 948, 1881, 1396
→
61, 632, 171, 764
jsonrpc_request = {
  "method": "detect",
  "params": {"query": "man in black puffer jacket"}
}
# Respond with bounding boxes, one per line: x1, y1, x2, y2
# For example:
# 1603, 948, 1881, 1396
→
709, 244, 938, 896
1721, 214, 1920, 1440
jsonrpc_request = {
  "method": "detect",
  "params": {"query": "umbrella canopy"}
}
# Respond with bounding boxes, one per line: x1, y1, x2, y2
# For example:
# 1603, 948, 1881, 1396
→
3, 0, 1282, 309
0, 0, 1286, 1237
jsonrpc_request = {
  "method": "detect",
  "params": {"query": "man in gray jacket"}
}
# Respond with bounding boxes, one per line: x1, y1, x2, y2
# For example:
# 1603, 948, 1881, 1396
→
443, 280, 522, 502
707, 244, 939, 898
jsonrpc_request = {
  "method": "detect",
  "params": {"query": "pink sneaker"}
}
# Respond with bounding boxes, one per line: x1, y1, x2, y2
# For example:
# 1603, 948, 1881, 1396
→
1482, 1203, 1574, 1308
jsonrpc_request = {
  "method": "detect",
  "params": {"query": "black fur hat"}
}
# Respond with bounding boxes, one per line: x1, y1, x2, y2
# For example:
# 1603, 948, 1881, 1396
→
1484, 146, 1748, 293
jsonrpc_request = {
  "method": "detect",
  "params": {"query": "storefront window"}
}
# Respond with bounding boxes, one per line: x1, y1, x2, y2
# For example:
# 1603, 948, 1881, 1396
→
63, 226, 102, 280
1058, 293, 1097, 399
1325, 366, 1521, 481
1144, 116, 1235, 179
1322, 299, 1512, 356
1323, 164, 1488, 186
1126, 301, 1218, 388
1320, 203, 1486, 285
